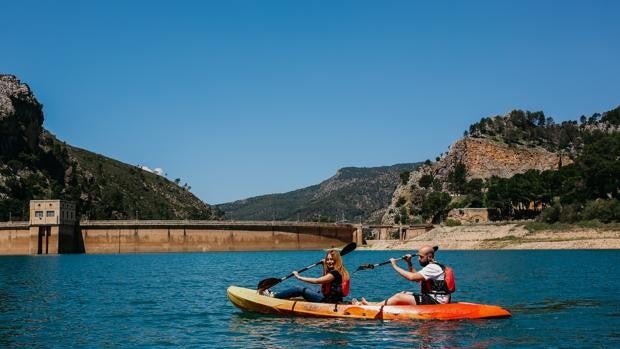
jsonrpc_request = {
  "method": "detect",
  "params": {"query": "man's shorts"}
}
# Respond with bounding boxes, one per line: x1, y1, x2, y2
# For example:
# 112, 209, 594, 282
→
412, 293, 440, 305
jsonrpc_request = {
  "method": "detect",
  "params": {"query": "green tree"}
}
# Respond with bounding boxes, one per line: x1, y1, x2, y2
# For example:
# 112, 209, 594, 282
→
601, 106, 620, 125
448, 163, 467, 194
464, 178, 484, 207
418, 174, 434, 189
421, 191, 451, 223
486, 176, 512, 220
576, 134, 620, 200
399, 171, 410, 185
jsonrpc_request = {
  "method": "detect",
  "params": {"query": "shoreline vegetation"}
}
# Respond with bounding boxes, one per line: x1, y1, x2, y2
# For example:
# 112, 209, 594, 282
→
360, 222, 620, 250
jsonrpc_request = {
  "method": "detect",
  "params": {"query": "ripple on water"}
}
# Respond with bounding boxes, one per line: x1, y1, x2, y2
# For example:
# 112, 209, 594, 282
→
0, 250, 619, 348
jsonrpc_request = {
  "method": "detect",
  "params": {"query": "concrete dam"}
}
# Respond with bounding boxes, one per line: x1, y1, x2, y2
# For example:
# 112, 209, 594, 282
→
0, 219, 358, 255
0, 200, 435, 255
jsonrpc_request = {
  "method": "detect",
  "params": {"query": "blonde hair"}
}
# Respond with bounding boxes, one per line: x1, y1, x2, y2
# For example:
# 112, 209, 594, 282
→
323, 249, 350, 280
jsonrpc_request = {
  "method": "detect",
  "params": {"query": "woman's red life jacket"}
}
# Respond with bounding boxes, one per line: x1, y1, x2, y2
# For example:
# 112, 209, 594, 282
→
321, 271, 350, 299
341, 277, 350, 297
421, 263, 456, 295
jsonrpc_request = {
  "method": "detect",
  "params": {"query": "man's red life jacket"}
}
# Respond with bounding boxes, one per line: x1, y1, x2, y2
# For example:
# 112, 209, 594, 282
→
421, 263, 456, 295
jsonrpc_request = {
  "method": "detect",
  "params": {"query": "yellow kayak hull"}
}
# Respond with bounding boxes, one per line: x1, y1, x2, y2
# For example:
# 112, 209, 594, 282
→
227, 286, 511, 320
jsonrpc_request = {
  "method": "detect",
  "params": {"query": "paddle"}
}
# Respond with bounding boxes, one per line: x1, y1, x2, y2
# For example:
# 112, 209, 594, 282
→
353, 245, 439, 274
257, 242, 357, 291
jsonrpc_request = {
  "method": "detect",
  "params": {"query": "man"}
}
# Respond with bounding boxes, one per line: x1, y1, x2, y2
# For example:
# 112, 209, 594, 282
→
358, 245, 454, 305
385, 244, 453, 305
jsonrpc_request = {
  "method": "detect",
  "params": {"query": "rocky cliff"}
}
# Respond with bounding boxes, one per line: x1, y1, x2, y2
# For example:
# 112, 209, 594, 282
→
439, 138, 572, 180
0, 74, 216, 220
0, 75, 43, 156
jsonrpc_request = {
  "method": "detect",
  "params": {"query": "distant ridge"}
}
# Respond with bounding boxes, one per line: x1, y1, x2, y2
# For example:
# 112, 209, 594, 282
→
218, 163, 420, 223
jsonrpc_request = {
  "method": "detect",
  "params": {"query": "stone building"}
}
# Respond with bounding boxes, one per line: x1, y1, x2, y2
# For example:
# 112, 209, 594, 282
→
447, 208, 489, 224
29, 200, 77, 254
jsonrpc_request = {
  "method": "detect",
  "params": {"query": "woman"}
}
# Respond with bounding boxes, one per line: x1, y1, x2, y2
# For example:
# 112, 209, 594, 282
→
262, 249, 350, 303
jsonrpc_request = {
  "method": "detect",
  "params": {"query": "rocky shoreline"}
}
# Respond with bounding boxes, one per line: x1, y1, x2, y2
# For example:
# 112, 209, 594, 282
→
360, 223, 620, 250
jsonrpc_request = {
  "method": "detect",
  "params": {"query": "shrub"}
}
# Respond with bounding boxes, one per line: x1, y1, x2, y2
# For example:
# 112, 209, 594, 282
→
400, 171, 410, 185
581, 199, 619, 223
444, 219, 461, 226
390, 230, 401, 239
559, 203, 581, 223
538, 202, 561, 223
419, 174, 434, 189
409, 216, 425, 224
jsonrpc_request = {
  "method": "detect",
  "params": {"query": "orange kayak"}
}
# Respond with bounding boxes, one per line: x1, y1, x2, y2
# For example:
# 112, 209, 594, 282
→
227, 286, 511, 320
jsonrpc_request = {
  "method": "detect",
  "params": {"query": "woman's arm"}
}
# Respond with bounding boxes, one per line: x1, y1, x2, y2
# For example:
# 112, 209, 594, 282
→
292, 271, 335, 284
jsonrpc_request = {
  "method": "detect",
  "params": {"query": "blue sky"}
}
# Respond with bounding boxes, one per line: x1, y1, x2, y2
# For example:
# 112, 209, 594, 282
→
3, 1, 619, 204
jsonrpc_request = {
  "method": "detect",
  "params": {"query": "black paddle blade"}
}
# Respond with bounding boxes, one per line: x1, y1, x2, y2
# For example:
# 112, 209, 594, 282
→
354, 263, 374, 272
339, 242, 357, 256
257, 277, 280, 291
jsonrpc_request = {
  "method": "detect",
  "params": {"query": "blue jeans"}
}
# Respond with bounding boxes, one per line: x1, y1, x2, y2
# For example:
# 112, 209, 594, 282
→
274, 286, 324, 302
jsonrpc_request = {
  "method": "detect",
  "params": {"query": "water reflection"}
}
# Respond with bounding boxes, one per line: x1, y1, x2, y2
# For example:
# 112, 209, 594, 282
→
511, 298, 603, 314
227, 312, 503, 348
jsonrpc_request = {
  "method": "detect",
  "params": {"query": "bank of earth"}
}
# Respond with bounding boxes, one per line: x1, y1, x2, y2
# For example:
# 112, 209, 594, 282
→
361, 223, 620, 250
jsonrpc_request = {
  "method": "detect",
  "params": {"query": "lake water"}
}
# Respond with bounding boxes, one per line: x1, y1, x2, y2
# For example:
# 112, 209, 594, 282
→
1, 250, 618, 348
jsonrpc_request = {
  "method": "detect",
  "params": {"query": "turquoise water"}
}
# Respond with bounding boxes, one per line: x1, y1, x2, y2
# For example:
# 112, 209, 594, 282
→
1, 250, 618, 348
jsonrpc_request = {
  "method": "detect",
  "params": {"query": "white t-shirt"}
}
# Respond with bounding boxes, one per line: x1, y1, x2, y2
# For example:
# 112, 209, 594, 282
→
418, 263, 450, 304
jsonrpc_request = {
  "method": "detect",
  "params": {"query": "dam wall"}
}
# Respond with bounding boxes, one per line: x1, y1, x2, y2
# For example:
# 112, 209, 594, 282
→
0, 220, 356, 255
0, 222, 31, 255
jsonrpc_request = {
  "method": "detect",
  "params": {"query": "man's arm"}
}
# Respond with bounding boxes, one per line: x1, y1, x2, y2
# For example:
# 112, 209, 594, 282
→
390, 257, 425, 282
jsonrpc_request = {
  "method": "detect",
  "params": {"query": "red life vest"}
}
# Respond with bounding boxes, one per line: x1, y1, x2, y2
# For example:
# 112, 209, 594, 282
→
342, 277, 350, 297
421, 263, 456, 295
321, 271, 350, 299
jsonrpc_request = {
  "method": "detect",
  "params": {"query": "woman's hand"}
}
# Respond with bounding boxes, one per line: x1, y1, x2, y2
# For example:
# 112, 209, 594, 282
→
292, 271, 300, 279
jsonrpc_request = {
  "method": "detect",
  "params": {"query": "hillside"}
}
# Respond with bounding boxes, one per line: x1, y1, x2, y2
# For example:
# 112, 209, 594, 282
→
218, 163, 420, 223
383, 108, 619, 224
0, 74, 217, 221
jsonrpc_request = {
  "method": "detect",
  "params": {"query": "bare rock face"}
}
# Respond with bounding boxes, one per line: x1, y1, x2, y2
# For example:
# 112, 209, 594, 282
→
382, 137, 572, 224
440, 138, 572, 180
0, 74, 43, 156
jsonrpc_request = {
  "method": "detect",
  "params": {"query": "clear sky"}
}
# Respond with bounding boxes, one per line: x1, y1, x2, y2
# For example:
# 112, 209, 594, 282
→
3, 1, 619, 204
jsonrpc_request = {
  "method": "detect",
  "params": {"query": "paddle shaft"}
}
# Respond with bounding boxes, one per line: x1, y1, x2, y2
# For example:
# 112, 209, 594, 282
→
353, 256, 406, 274
279, 260, 323, 283
257, 242, 356, 290
354, 245, 439, 273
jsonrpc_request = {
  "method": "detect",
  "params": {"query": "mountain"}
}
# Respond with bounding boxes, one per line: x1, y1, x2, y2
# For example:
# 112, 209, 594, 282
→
0, 74, 218, 221
383, 108, 619, 224
218, 163, 421, 223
